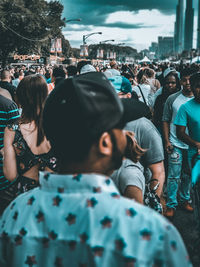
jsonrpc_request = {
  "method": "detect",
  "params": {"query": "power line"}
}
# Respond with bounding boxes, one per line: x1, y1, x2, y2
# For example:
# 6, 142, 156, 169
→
0, 20, 50, 42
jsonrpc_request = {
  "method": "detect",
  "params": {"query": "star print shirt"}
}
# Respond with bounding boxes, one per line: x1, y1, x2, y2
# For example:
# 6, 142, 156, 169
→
0, 172, 191, 267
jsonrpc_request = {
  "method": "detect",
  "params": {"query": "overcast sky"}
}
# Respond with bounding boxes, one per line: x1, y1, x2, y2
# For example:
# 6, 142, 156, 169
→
61, 0, 199, 51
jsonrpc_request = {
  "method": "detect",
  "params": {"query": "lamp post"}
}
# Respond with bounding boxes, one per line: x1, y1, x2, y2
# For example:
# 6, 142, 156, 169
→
114, 43, 125, 46
99, 39, 115, 44
64, 18, 81, 23
83, 32, 102, 45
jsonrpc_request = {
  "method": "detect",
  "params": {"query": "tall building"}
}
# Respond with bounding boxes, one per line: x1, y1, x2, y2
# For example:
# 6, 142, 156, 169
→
184, 0, 194, 51
197, 0, 200, 49
158, 37, 174, 58
174, 0, 185, 53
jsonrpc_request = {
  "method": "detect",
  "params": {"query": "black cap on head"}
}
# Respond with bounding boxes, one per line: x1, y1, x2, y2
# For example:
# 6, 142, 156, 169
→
43, 72, 124, 147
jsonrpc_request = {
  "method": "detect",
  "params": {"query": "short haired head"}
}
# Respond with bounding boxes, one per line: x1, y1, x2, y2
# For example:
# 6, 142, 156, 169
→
52, 67, 66, 79
1, 70, 11, 80
180, 68, 193, 79
66, 65, 77, 77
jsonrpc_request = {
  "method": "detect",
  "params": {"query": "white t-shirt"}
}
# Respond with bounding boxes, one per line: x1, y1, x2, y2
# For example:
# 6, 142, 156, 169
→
162, 91, 194, 149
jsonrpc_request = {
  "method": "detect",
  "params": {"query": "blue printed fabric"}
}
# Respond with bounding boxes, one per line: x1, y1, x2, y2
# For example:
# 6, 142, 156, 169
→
0, 172, 191, 267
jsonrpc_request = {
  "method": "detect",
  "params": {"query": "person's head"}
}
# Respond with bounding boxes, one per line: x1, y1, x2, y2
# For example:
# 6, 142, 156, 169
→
110, 60, 117, 69
144, 68, 155, 79
43, 72, 129, 174
80, 64, 96, 74
66, 65, 77, 77
108, 76, 132, 98
17, 74, 48, 146
122, 72, 135, 85
1, 70, 11, 82
180, 68, 193, 95
77, 60, 91, 74
190, 72, 200, 102
163, 73, 181, 95
137, 69, 148, 85
19, 70, 24, 80
52, 67, 66, 83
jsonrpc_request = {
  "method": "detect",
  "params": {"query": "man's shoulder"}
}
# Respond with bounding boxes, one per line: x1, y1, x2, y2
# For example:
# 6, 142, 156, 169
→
126, 117, 152, 131
179, 98, 194, 111
0, 94, 17, 109
166, 91, 182, 104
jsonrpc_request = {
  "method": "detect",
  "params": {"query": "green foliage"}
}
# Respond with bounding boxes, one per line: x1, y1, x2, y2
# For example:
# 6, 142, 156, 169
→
0, 0, 67, 64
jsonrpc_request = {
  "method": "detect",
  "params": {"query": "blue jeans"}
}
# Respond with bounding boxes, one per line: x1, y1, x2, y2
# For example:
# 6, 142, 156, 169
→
166, 146, 191, 209
188, 148, 200, 170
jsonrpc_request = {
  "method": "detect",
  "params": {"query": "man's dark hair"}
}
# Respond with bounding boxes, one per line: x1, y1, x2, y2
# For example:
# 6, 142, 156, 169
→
180, 68, 193, 79
53, 67, 65, 79
66, 65, 77, 77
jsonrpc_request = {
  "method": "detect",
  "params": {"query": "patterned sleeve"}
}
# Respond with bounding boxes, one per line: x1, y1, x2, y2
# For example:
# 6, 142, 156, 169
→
161, 222, 192, 266
174, 104, 187, 127
6, 101, 20, 125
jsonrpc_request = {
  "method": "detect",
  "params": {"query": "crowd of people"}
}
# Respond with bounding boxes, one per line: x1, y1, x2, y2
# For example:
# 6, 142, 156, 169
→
0, 59, 199, 266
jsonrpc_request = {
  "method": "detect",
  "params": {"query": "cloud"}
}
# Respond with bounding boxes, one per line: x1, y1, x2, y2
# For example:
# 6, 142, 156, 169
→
101, 22, 155, 29
64, 25, 93, 32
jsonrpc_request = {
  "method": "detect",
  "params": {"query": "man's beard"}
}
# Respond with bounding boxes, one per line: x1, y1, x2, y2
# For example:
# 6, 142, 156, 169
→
109, 131, 124, 171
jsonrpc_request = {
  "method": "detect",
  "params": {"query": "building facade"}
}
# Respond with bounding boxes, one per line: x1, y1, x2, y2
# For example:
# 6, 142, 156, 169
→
174, 0, 185, 53
158, 37, 174, 58
184, 0, 194, 51
197, 0, 200, 49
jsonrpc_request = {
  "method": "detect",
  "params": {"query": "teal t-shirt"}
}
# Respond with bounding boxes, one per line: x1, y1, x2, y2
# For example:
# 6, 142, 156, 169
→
174, 98, 200, 147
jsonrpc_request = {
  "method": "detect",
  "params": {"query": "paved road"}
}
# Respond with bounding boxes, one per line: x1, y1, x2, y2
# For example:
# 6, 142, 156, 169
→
163, 191, 200, 267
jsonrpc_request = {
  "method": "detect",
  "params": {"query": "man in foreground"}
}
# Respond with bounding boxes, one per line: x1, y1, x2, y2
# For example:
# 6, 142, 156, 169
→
0, 73, 190, 266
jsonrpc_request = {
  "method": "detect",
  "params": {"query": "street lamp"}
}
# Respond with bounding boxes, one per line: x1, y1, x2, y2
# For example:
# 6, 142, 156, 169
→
99, 39, 115, 44
83, 32, 102, 45
64, 18, 81, 23
115, 43, 125, 46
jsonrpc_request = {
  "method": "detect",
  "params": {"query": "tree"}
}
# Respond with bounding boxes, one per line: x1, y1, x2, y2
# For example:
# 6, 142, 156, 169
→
0, 0, 65, 66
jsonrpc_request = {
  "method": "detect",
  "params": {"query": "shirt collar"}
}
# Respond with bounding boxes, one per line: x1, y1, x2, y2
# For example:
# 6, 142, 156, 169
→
39, 172, 119, 194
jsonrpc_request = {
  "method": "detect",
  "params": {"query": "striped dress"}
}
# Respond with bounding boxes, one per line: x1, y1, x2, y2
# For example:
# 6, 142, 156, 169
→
0, 95, 20, 190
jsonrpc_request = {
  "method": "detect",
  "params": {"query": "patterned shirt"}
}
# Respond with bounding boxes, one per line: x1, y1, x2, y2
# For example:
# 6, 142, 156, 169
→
0, 172, 191, 267
0, 95, 20, 190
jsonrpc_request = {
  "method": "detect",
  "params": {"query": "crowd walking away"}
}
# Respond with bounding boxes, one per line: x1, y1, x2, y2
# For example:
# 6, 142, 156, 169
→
0, 60, 200, 266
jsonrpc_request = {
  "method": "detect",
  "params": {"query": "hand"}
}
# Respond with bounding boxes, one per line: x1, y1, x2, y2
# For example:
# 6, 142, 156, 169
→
165, 142, 173, 154
195, 142, 200, 154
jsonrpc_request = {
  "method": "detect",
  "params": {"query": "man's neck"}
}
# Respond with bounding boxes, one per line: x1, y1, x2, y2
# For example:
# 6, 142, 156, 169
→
182, 90, 193, 98
58, 158, 112, 177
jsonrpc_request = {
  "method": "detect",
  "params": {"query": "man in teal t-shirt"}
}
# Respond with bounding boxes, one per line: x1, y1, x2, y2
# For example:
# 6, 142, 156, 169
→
175, 72, 200, 169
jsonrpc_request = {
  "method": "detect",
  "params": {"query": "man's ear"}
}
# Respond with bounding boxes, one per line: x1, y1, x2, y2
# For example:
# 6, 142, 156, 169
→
98, 132, 112, 156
